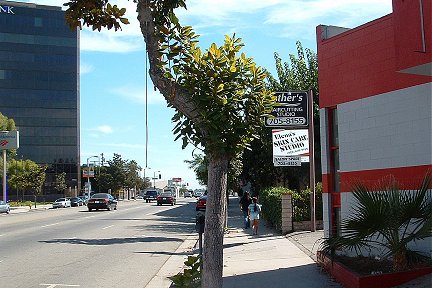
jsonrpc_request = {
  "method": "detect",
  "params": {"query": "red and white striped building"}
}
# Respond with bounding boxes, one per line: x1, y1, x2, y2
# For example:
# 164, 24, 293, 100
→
317, 0, 431, 255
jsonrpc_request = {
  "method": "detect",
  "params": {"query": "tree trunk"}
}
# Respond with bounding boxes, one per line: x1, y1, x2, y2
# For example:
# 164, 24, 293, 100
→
202, 155, 228, 288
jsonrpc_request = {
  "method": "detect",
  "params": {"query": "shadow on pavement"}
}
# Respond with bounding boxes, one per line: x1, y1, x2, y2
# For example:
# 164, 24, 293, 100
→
223, 263, 340, 288
39, 236, 183, 246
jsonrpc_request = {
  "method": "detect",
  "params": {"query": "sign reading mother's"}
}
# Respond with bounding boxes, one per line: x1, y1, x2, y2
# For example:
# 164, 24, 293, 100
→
265, 91, 308, 127
272, 129, 309, 157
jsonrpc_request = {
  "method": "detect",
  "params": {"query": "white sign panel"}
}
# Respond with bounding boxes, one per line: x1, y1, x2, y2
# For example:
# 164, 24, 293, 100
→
273, 155, 309, 164
272, 129, 309, 156
273, 156, 301, 166
0, 131, 19, 150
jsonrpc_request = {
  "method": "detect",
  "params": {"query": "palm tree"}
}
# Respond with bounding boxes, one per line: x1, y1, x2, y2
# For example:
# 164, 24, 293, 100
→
321, 172, 432, 272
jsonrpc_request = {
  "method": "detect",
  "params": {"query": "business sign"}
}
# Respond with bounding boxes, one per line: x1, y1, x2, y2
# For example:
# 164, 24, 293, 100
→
82, 164, 95, 178
0, 131, 19, 150
273, 156, 309, 166
265, 91, 308, 128
273, 156, 301, 167
272, 129, 309, 157
172, 178, 182, 182
0, 5, 15, 14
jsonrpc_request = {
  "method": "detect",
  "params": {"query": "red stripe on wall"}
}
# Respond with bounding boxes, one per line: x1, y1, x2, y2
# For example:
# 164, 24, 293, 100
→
339, 165, 432, 192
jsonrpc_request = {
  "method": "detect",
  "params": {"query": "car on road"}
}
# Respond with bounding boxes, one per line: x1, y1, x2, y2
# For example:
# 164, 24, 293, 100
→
157, 192, 176, 206
78, 195, 89, 205
69, 197, 84, 207
136, 195, 144, 200
184, 190, 193, 198
0, 201, 10, 214
196, 195, 207, 211
144, 190, 158, 203
52, 198, 71, 208
87, 193, 117, 211
194, 190, 204, 198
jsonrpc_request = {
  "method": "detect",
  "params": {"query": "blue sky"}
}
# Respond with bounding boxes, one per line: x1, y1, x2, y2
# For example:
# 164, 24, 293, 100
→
24, 0, 392, 189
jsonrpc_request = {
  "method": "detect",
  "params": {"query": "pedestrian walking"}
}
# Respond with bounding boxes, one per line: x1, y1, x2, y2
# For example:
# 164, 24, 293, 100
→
239, 191, 252, 229
248, 197, 261, 235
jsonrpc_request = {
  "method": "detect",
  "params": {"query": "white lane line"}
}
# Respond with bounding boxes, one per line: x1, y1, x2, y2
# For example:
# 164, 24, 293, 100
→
40, 222, 61, 228
40, 284, 80, 287
102, 225, 114, 230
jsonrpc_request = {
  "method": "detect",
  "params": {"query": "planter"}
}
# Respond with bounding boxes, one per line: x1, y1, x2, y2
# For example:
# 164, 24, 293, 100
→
317, 251, 432, 288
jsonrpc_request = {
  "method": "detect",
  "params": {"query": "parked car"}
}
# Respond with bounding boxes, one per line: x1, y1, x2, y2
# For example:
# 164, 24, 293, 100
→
184, 190, 193, 198
69, 197, 84, 207
136, 196, 144, 200
0, 201, 10, 214
52, 198, 71, 208
78, 195, 89, 205
157, 192, 176, 206
87, 193, 117, 211
196, 195, 207, 211
144, 190, 159, 203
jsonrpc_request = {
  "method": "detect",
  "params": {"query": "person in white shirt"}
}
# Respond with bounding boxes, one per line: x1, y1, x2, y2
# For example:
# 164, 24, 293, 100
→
248, 197, 261, 235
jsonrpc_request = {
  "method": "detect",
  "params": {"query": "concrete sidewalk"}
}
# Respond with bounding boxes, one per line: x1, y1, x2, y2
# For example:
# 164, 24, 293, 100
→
147, 197, 340, 288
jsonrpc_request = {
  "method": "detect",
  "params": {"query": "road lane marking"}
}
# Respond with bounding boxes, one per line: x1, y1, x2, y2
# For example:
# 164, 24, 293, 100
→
40, 284, 80, 287
102, 225, 114, 230
40, 222, 61, 228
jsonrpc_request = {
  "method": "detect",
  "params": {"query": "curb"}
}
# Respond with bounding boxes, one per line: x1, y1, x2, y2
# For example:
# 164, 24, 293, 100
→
146, 234, 198, 288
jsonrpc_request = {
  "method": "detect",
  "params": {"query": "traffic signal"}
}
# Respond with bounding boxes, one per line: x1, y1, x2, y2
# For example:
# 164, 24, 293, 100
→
159, 174, 161, 179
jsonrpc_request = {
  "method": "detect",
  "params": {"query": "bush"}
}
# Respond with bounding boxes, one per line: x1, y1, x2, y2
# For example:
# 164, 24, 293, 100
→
260, 186, 293, 231
291, 182, 323, 222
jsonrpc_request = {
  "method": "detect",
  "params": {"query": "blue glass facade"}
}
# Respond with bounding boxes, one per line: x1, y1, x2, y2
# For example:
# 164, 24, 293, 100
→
0, 1, 80, 195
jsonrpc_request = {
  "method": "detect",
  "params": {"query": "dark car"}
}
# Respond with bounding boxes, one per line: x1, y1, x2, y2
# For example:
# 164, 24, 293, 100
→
157, 192, 176, 206
69, 197, 84, 207
196, 195, 207, 211
144, 190, 158, 203
87, 193, 117, 211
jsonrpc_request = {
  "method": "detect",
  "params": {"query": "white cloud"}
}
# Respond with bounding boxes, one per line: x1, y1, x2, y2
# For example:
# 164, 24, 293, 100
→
110, 85, 166, 105
87, 125, 113, 134
80, 62, 94, 75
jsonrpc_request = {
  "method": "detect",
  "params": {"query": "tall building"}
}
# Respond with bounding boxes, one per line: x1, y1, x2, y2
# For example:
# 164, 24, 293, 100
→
0, 0, 80, 196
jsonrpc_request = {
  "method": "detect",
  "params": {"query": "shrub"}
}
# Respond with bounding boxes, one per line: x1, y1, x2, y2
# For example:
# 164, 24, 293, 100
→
291, 182, 323, 221
260, 186, 293, 231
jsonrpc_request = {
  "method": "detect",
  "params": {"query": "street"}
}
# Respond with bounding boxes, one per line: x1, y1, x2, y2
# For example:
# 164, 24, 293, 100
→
0, 198, 198, 288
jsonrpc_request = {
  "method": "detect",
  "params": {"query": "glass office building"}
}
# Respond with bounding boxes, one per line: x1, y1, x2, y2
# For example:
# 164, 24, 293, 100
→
0, 1, 80, 196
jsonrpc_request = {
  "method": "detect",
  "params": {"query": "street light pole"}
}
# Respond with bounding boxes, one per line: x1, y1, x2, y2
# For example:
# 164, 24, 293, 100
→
86, 155, 99, 199
153, 170, 160, 189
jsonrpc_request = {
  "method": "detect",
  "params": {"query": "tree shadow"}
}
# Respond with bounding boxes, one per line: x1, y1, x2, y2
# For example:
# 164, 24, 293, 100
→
223, 263, 340, 288
39, 236, 183, 246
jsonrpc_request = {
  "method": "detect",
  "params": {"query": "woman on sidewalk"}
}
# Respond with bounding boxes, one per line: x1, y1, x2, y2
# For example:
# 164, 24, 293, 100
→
248, 197, 261, 235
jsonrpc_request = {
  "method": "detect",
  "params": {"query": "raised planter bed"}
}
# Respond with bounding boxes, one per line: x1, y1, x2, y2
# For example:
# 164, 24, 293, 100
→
317, 251, 432, 288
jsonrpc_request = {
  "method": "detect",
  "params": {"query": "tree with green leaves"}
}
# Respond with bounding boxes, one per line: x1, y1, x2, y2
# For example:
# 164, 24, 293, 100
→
6, 159, 46, 198
54, 172, 68, 197
64, 1, 274, 286
242, 41, 320, 193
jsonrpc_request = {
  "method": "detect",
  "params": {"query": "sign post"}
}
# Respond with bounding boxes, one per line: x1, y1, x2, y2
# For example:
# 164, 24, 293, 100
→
308, 90, 316, 232
1, 131, 19, 202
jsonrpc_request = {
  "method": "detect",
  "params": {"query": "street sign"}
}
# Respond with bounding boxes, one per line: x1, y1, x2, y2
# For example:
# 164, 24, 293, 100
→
0, 131, 19, 150
272, 129, 309, 157
265, 91, 308, 128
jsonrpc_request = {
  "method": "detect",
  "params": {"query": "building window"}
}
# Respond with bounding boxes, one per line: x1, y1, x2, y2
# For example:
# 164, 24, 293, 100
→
34, 17, 43, 27
328, 107, 340, 236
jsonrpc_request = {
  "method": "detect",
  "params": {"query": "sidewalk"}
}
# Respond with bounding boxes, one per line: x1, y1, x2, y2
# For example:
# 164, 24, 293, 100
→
147, 197, 340, 288
10, 204, 51, 214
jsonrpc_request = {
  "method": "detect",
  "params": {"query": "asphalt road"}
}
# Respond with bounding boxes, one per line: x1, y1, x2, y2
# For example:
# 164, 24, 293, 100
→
0, 198, 198, 288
